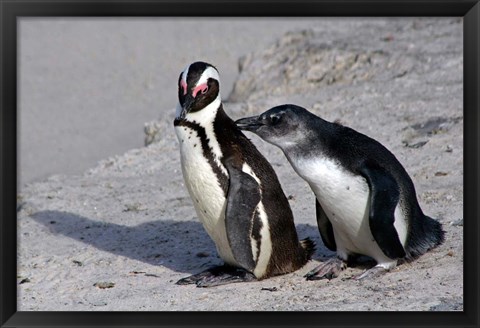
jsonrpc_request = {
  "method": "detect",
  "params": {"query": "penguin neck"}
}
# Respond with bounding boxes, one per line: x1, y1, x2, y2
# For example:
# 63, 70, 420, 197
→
284, 115, 336, 162
212, 103, 235, 128
175, 97, 229, 179
184, 96, 221, 126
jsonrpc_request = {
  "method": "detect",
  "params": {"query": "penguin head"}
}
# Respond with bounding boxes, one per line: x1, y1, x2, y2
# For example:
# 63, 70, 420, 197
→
176, 61, 221, 121
235, 104, 309, 149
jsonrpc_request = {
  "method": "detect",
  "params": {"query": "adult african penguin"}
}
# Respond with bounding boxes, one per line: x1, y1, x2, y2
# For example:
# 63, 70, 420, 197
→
173, 63, 314, 287
236, 104, 445, 280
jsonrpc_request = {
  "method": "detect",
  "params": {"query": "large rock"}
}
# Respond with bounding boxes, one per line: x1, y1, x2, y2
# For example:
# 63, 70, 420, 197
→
228, 19, 462, 103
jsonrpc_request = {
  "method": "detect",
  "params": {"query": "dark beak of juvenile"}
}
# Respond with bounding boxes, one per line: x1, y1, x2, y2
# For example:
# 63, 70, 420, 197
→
235, 116, 263, 132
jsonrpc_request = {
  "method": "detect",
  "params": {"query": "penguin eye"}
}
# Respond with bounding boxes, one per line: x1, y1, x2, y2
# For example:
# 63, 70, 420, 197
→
270, 115, 281, 125
193, 84, 208, 98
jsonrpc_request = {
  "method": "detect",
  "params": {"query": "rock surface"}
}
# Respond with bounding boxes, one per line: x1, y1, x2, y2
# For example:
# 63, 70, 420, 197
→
17, 18, 463, 311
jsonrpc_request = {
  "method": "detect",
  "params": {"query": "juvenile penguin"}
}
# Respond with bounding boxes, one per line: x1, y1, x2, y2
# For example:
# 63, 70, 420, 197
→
173, 63, 314, 287
236, 104, 445, 280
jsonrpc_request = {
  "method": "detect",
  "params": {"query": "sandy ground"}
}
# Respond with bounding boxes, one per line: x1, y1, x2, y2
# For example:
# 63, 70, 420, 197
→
17, 18, 463, 311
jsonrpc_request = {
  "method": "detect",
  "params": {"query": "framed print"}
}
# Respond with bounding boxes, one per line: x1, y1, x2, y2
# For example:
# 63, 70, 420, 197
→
1, 1, 478, 327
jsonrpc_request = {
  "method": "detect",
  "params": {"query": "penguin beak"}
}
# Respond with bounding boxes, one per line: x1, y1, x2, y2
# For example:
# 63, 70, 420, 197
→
235, 116, 264, 132
179, 95, 195, 119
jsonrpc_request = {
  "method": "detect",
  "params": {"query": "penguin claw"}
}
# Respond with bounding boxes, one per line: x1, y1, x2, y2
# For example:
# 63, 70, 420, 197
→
176, 265, 256, 287
304, 258, 346, 281
176, 273, 208, 285
352, 266, 388, 280
175, 266, 222, 285
196, 268, 256, 287
175, 276, 198, 285
196, 274, 255, 288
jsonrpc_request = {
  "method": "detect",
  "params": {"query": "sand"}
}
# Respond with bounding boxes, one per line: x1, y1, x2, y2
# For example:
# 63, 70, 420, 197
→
17, 17, 463, 311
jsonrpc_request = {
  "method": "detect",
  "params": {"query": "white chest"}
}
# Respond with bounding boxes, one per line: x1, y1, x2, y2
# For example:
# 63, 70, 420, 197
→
174, 124, 236, 265
291, 156, 407, 262
294, 157, 370, 227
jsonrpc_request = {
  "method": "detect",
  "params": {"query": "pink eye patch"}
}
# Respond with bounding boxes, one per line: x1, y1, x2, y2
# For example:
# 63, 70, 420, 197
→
192, 84, 208, 98
180, 80, 187, 95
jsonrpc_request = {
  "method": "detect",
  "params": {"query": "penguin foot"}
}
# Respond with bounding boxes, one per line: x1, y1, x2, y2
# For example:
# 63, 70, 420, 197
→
352, 266, 388, 280
196, 268, 256, 287
176, 265, 256, 287
175, 270, 211, 285
304, 258, 346, 280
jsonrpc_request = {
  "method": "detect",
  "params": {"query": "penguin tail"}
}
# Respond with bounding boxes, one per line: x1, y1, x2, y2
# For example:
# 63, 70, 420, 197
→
405, 215, 445, 261
300, 237, 316, 260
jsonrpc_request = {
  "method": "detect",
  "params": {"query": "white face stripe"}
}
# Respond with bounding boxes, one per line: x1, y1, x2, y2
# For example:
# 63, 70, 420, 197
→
181, 65, 189, 84
182, 64, 220, 89
196, 66, 220, 87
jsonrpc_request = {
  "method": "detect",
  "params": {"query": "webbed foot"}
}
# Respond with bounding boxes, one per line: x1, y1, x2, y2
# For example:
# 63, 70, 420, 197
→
353, 265, 388, 280
304, 257, 346, 280
176, 265, 256, 287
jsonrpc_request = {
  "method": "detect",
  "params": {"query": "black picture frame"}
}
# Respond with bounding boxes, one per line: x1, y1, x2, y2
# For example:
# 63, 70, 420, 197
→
1, 1, 478, 327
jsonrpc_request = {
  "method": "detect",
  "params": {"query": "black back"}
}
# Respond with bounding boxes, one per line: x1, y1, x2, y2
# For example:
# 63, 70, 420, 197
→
214, 106, 314, 275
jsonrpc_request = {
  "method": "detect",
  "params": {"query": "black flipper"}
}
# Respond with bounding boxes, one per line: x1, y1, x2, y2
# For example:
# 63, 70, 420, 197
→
315, 198, 336, 251
357, 162, 406, 259
224, 157, 261, 273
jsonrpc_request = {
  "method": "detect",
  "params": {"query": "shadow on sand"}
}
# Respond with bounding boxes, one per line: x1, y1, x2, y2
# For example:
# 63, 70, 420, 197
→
30, 210, 329, 275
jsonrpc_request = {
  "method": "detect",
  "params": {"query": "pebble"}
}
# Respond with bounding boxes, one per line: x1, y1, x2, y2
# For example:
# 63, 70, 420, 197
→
261, 287, 278, 292
94, 282, 115, 289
